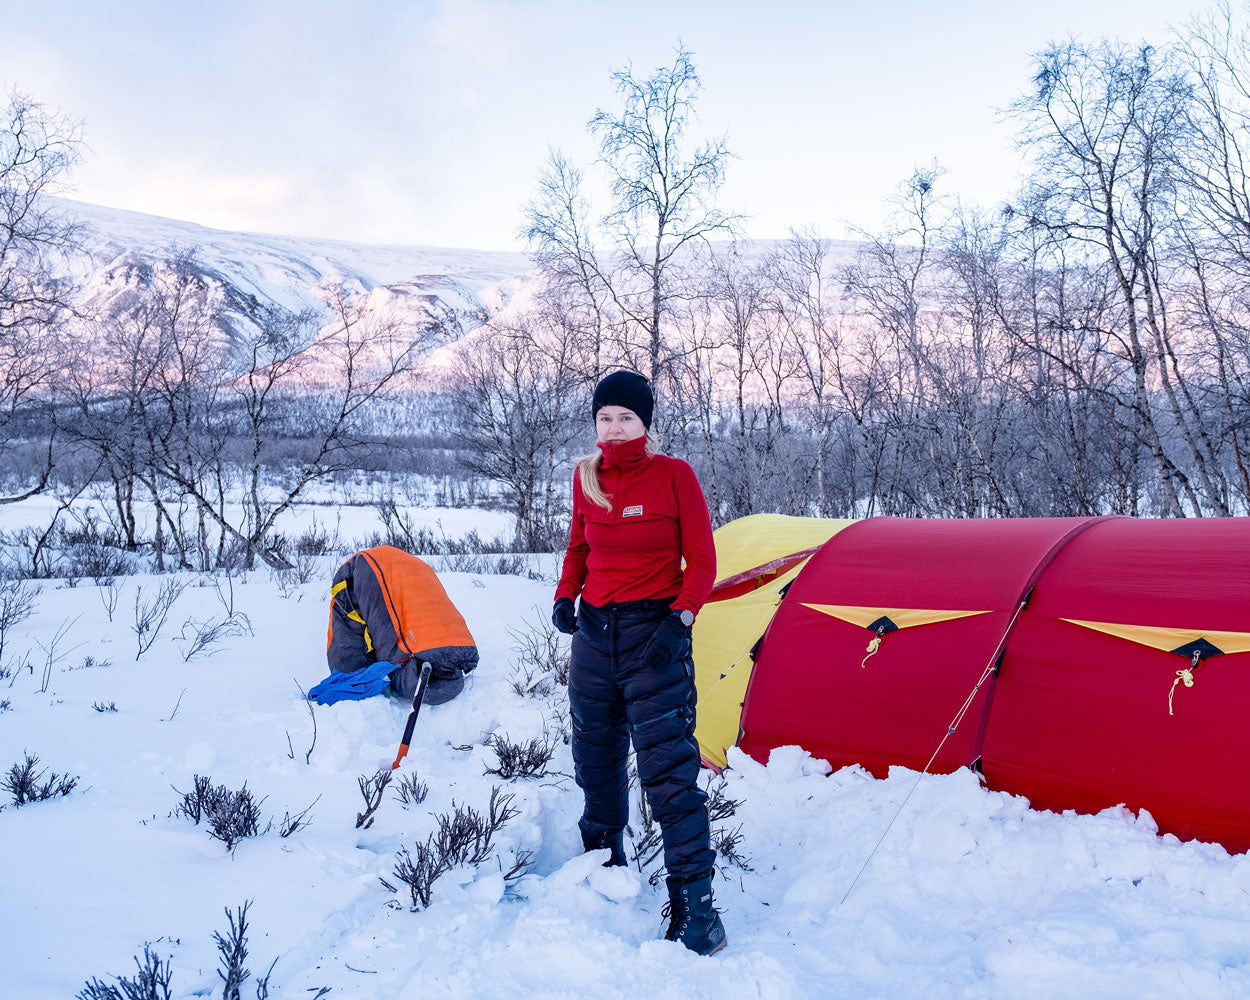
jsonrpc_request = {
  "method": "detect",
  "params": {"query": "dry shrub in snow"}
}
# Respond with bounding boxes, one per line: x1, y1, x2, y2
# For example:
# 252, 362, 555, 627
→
629, 768, 664, 879
508, 663, 555, 699
0, 579, 40, 666
67, 654, 112, 671
35, 613, 82, 693
61, 536, 132, 582
436, 551, 533, 578
3, 750, 79, 806
270, 521, 341, 559
706, 774, 752, 875
270, 550, 320, 599
76, 944, 173, 1000
625, 765, 752, 884
484, 731, 558, 780
355, 768, 393, 830
176, 612, 251, 661
131, 580, 188, 660
75, 909, 276, 1000
279, 795, 319, 838
545, 701, 571, 745
174, 774, 271, 851
215, 901, 276, 1000
394, 770, 429, 807
508, 611, 570, 695
385, 787, 525, 909
96, 577, 122, 622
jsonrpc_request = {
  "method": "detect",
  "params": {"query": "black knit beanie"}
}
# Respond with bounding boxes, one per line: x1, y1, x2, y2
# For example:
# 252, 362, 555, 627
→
591, 370, 653, 430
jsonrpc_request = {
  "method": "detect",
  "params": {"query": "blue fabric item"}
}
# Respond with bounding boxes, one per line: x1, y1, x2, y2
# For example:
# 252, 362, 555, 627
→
308, 661, 397, 705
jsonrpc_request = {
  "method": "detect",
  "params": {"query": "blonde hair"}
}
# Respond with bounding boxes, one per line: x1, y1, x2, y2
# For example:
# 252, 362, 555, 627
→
578, 433, 663, 511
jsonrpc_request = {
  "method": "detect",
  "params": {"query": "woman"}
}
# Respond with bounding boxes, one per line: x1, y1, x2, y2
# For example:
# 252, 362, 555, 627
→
552, 370, 726, 956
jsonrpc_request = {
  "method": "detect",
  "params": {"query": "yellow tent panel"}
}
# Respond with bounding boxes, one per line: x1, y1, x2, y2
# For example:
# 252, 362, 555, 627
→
707, 512, 848, 585
692, 514, 854, 768
801, 603, 991, 631
1061, 618, 1250, 655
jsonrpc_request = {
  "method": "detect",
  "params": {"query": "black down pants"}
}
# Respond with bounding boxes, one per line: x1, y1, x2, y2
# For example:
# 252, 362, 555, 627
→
569, 598, 715, 883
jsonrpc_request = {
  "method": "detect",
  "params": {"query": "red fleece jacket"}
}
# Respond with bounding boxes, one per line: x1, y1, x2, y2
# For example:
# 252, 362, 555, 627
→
555, 436, 717, 616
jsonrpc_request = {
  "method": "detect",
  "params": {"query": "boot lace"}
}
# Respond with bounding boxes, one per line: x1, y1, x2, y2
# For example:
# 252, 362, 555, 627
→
661, 898, 687, 941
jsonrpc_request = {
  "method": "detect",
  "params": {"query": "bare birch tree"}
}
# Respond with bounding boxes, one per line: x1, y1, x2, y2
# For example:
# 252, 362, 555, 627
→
0, 91, 82, 504
1012, 41, 1197, 516
454, 306, 591, 550
523, 44, 737, 400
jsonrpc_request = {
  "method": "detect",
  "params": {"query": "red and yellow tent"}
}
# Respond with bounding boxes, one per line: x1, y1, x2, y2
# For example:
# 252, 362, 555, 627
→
692, 515, 1250, 852
692, 514, 853, 769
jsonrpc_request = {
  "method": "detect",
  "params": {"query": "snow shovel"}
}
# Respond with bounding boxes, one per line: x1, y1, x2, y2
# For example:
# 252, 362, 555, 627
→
391, 661, 433, 770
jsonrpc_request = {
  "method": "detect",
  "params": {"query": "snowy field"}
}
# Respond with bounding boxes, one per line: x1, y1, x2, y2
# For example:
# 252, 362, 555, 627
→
2, 513, 1250, 998
0, 479, 514, 550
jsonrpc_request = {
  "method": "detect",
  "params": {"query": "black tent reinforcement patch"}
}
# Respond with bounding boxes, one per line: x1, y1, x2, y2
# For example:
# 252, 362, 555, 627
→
1169, 637, 1225, 659
866, 616, 899, 636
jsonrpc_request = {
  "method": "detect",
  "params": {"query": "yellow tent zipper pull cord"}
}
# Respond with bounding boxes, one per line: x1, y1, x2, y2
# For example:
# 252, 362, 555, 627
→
1168, 652, 1201, 716
861, 634, 883, 669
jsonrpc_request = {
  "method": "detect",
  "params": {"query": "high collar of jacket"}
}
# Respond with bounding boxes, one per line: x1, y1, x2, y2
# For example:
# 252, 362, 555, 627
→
597, 434, 651, 472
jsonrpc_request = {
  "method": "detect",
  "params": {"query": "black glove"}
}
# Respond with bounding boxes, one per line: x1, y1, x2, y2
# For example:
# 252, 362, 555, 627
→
552, 598, 578, 635
641, 611, 691, 671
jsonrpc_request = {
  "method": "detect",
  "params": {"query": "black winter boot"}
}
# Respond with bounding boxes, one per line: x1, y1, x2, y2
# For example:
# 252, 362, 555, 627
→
663, 875, 727, 956
580, 827, 626, 867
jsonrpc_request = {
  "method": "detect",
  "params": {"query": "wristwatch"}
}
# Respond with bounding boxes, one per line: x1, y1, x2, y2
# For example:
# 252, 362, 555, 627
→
678, 609, 695, 627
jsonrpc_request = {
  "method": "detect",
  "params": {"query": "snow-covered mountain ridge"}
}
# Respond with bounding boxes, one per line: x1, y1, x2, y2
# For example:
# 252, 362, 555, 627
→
50, 197, 881, 390
54, 197, 540, 361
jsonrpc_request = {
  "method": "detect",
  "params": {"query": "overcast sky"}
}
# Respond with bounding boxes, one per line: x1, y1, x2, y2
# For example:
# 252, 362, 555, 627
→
1, 0, 1210, 250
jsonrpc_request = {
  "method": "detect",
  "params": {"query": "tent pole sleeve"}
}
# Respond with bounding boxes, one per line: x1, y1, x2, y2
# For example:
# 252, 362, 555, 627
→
969, 515, 1121, 767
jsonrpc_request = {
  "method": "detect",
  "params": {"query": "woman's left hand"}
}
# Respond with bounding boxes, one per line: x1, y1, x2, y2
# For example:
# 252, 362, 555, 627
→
642, 611, 692, 671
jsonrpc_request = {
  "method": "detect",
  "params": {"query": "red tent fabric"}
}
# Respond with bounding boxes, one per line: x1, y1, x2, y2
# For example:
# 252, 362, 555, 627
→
982, 517, 1250, 852
734, 515, 1250, 852
739, 517, 1103, 775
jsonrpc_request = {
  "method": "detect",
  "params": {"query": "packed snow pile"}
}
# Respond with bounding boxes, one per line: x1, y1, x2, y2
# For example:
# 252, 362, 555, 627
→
3, 557, 1250, 999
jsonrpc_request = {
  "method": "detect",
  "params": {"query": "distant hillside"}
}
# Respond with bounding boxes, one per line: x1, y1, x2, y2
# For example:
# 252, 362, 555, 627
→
52, 196, 540, 366
49, 197, 878, 388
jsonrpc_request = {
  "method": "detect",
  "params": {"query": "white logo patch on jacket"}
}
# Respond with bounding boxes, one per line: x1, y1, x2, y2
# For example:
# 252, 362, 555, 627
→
622, 504, 644, 517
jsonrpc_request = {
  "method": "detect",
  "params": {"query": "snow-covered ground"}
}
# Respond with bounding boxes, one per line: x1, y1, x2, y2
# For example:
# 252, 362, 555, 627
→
3, 522, 1250, 998
0, 490, 513, 551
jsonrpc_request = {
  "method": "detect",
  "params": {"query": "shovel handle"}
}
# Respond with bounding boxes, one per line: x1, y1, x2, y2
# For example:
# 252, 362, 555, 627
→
391, 661, 432, 770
